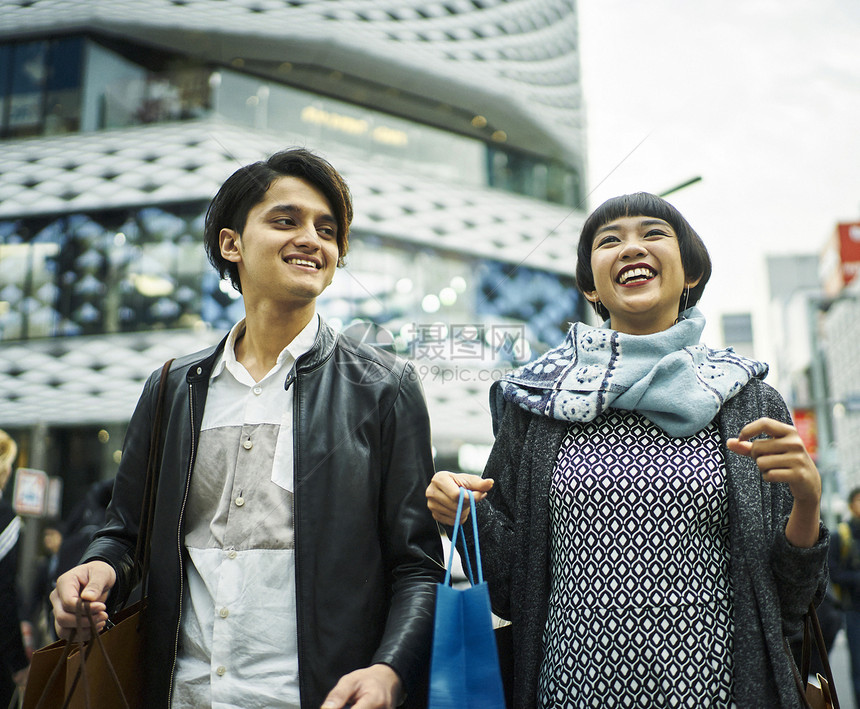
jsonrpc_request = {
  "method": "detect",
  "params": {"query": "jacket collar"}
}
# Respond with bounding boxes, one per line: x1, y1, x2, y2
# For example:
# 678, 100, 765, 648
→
185, 317, 338, 384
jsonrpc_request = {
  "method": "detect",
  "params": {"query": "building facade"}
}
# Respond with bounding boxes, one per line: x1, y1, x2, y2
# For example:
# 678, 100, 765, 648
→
0, 0, 589, 520
766, 244, 860, 523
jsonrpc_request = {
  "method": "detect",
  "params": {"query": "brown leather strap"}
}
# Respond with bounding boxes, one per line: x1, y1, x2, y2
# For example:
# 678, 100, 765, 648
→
798, 602, 841, 709
808, 603, 840, 708
130, 358, 174, 603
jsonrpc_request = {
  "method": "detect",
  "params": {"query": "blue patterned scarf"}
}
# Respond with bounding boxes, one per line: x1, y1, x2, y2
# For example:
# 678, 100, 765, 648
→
499, 308, 768, 437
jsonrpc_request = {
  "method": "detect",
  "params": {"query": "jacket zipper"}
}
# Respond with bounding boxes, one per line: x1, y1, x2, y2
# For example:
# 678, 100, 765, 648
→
168, 380, 198, 704
292, 368, 304, 706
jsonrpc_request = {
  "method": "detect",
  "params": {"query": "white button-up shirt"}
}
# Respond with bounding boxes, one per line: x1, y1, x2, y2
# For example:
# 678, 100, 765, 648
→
171, 316, 318, 709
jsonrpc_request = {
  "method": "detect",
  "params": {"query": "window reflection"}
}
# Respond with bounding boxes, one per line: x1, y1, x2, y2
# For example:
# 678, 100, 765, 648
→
0, 33, 582, 205
0, 205, 209, 339
8, 40, 48, 135
0, 207, 578, 359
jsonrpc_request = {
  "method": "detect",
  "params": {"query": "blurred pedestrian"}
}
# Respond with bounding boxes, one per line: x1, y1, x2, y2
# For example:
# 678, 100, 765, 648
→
0, 429, 29, 706
55, 478, 113, 576
829, 486, 860, 707
26, 525, 63, 645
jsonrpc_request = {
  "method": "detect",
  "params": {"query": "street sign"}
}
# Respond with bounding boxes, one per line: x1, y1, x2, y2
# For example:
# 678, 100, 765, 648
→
12, 467, 49, 516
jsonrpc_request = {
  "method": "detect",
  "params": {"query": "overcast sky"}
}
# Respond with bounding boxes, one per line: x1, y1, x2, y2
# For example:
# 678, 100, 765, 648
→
576, 0, 860, 364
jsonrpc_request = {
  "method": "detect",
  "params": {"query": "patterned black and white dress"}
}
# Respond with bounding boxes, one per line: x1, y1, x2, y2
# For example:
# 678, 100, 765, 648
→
537, 410, 734, 708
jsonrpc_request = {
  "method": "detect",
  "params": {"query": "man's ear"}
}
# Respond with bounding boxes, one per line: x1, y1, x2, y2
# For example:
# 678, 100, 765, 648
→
220, 228, 241, 263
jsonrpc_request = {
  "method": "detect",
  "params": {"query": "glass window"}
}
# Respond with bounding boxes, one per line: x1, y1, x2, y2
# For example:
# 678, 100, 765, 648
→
0, 44, 10, 132
213, 70, 485, 186
82, 40, 146, 131
0, 204, 211, 341
8, 40, 48, 136
44, 37, 83, 134
0, 238, 61, 340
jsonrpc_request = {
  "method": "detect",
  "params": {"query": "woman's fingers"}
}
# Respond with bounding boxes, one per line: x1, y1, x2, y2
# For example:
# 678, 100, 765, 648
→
726, 417, 820, 504
426, 471, 493, 525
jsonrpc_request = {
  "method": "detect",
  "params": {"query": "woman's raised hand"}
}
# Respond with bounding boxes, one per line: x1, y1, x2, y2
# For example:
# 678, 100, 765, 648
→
426, 471, 494, 526
726, 417, 822, 548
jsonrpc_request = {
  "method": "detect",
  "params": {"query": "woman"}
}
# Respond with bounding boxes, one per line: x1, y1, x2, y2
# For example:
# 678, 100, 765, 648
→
426, 193, 827, 708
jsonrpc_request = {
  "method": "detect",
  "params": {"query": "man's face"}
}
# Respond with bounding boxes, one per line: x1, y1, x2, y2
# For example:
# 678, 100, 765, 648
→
850, 494, 860, 519
219, 176, 339, 307
43, 528, 62, 555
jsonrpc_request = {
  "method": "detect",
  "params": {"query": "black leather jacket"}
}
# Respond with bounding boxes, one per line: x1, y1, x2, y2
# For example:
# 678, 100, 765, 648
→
86, 321, 444, 707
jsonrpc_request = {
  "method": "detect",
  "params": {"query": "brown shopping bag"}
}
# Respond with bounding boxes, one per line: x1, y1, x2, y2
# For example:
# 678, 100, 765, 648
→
23, 359, 172, 709
806, 673, 834, 709
22, 599, 145, 709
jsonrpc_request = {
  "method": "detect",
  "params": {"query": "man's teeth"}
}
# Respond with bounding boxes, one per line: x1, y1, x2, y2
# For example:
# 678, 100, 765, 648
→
286, 258, 318, 268
619, 267, 655, 284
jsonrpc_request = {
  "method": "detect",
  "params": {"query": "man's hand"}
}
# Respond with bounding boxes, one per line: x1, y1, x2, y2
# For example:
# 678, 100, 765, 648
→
426, 471, 494, 526
321, 663, 403, 709
50, 560, 117, 640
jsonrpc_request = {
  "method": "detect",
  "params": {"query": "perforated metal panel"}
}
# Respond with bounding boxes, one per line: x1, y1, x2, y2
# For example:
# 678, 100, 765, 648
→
0, 0, 584, 159
0, 120, 582, 274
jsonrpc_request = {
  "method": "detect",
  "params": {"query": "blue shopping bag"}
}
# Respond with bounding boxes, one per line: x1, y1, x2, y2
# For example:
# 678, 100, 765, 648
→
428, 488, 507, 709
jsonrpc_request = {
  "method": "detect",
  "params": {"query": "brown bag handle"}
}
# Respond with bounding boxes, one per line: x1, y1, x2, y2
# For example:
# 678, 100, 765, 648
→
802, 602, 840, 708
791, 602, 841, 709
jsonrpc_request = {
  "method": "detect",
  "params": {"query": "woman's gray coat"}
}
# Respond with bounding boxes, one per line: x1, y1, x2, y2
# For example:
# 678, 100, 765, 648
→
464, 378, 828, 708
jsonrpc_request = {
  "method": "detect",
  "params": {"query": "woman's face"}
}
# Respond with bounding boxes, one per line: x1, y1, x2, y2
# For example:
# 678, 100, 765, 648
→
586, 215, 699, 335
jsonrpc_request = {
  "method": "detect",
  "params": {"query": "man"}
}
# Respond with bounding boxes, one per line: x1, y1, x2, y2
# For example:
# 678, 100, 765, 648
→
830, 486, 860, 708
0, 429, 29, 707
51, 149, 444, 708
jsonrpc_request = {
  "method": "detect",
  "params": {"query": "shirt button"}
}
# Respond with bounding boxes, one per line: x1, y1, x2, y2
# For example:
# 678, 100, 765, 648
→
227, 549, 237, 559
219, 607, 229, 618
216, 666, 226, 676
243, 439, 253, 450
235, 496, 245, 507
253, 385, 262, 395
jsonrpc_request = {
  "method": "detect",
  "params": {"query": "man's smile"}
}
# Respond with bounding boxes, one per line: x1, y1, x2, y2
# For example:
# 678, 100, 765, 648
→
284, 256, 322, 269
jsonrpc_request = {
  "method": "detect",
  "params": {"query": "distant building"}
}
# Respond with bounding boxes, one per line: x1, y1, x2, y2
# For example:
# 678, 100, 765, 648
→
766, 245, 860, 516
821, 221, 860, 297
720, 312, 754, 359
0, 0, 589, 510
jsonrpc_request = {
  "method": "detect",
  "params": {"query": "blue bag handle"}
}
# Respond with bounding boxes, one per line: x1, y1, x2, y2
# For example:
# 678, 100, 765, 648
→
443, 488, 483, 587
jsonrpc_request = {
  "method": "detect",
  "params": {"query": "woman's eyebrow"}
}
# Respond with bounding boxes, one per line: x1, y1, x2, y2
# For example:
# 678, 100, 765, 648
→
595, 218, 670, 235
594, 223, 620, 236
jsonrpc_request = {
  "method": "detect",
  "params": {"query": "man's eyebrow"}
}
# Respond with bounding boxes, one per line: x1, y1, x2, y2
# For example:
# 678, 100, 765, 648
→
265, 204, 337, 225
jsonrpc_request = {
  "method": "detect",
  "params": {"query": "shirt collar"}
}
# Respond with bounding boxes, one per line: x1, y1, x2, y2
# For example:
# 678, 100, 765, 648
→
211, 314, 320, 382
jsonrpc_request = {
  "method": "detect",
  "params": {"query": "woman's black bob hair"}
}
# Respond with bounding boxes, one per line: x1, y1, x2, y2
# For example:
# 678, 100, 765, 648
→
575, 192, 712, 321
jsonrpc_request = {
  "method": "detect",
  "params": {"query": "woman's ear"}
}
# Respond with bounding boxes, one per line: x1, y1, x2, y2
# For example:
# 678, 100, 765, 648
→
685, 274, 702, 290
219, 228, 241, 263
